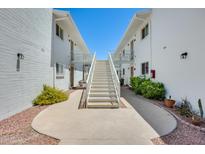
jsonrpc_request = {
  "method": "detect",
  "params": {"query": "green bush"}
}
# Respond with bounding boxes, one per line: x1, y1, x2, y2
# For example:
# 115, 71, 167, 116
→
130, 77, 145, 94
33, 85, 68, 105
141, 81, 165, 100
130, 77, 166, 100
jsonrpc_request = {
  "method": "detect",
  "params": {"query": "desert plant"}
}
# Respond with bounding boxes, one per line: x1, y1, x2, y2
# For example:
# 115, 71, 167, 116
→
33, 85, 68, 105
198, 99, 204, 118
177, 98, 193, 117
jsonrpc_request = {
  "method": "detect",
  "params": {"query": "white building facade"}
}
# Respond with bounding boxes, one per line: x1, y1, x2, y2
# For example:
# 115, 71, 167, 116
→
0, 9, 91, 120
114, 9, 205, 114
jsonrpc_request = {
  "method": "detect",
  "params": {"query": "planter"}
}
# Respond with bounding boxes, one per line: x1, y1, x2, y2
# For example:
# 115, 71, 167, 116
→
164, 99, 176, 108
192, 115, 202, 126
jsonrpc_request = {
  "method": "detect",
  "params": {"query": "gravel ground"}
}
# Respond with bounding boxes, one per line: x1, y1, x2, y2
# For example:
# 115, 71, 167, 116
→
145, 96, 205, 145
0, 106, 59, 145
151, 119, 205, 145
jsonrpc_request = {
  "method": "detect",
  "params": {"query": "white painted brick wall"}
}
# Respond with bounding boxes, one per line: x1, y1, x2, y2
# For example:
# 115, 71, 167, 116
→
0, 9, 53, 120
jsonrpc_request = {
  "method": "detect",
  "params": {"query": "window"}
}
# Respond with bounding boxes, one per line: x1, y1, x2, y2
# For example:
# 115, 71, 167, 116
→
141, 24, 149, 40
141, 62, 149, 75
123, 68, 125, 75
56, 63, 64, 79
60, 28, 63, 40
122, 50, 125, 57
130, 40, 134, 60
56, 24, 59, 36
56, 24, 64, 40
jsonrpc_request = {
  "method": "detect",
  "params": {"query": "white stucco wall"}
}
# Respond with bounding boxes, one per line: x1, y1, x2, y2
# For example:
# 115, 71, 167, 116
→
151, 9, 205, 112
0, 9, 53, 120
118, 9, 205, 115
121, 63, 130, 85
74, 70, 83, 87
134, 18, 151, 77
52, 15, 70, 90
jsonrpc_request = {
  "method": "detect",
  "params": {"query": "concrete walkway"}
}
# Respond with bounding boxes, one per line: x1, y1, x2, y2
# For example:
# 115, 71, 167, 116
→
121, 87, 177, 136
32, 90, 176, 144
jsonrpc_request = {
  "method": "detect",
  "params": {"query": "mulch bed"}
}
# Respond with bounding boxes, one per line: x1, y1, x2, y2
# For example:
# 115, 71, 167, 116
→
0, 105, 60, 145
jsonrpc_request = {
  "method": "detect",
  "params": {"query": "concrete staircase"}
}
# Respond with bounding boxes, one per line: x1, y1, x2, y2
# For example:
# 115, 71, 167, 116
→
87, 60, 119, 108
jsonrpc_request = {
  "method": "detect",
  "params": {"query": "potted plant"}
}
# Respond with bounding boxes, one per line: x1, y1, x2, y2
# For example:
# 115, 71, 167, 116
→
164, 96, 176, 108
191, 99, 203, 126
192, 113, 202, 126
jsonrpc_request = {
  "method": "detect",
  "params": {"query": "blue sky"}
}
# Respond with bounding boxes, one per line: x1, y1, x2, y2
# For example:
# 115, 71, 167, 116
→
56, 8, 145, 59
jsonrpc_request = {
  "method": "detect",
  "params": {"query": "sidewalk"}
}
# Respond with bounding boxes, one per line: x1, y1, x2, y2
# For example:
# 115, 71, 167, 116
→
121, 86, 177, 136
32, 90, 176, 144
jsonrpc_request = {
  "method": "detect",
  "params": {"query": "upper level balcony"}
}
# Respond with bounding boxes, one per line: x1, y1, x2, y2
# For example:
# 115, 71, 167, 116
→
70, 49, 93, 66
111, 49, 135, 66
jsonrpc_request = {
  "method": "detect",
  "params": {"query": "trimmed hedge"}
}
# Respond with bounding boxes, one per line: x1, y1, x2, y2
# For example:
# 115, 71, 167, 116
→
130, 77, 166, 100
33, 85, 68, 105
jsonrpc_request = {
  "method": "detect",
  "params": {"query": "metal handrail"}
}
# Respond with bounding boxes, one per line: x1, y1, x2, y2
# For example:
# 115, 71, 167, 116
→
85, 52, 96, 107
108, 52, 120, 105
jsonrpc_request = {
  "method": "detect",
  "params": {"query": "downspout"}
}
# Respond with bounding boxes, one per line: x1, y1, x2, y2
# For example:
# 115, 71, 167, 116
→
51, 13, 56, 88
149, 18, 153, 73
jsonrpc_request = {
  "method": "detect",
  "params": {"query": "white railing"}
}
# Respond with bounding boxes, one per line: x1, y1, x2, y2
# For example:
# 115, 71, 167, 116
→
108, 52, 120, 105
85, 52, 96, 107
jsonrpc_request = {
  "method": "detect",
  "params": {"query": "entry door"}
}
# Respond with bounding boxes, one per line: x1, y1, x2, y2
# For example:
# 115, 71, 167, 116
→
70, 65, 74, 88
130, 40, 134, 60
131, 66, 134, 77
70, 40, 74, 61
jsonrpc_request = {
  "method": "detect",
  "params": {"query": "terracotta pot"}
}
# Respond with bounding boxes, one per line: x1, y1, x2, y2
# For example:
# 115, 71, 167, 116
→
164, 99, 176, 108
192, 115, 202, 126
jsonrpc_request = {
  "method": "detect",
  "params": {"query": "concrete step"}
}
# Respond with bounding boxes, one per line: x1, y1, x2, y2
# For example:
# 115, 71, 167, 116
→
94, 73, 111, 74
86, 102, 118, 108
91, 85, 114, 88
93, 78, 113, 80
90, 88, 115, 92
94, 71, 111, 73
92, 82, 113, 85
93, 79, 113, 81
89, 93, 116, 97
94, 73, 111, 75
93, 76, 112, 78
88, 97, 117, 102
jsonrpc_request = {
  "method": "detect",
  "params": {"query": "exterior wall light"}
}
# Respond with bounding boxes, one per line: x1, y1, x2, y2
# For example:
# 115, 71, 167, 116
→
180, 52, 188, 59
16, 53, 24, 72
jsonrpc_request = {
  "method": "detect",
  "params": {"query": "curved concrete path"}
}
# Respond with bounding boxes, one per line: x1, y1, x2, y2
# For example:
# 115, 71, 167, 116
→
32, 90, 176, 144
121, 87, 177, 136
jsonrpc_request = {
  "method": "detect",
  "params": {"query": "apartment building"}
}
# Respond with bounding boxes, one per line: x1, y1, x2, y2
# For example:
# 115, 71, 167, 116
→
0, 9, 91, 120
113, 9, 205, 113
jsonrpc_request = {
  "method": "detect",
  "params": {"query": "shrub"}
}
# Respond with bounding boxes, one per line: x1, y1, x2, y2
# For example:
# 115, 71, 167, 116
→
130, 76, 166, 100
130, 76, 145, 94
141, 81, 166, 100
33, 85, 68, 105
